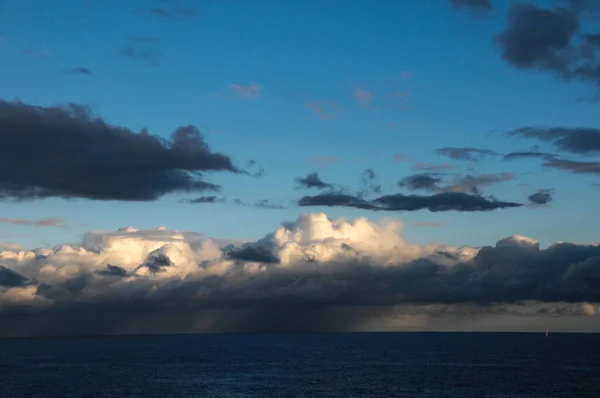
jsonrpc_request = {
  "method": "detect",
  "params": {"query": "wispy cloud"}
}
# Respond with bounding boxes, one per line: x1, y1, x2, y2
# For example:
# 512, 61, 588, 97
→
400, 71, 413, 79
354, 87, 374, 106
118, 46, 162, 65
305, 155, 341, 168
0, 217, 67, 228
306, 103, 335, 119
448, 0, 494, 17
23, 49, 50, 58
136, 3, 198, 21
411, 162, 453, 172
435, 147, 499, 162
229, 83, 261, 99
70, 66, 92, 75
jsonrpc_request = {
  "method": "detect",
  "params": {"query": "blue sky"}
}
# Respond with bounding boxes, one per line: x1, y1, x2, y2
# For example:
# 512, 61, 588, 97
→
1, 0, 599, 249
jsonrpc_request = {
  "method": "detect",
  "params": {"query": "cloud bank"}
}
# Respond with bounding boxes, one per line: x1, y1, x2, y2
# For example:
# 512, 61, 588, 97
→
1, 213, 598, 337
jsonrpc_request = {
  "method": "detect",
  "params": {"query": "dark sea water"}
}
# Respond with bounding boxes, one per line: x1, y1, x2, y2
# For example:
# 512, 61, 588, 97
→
0, 333, 599, 397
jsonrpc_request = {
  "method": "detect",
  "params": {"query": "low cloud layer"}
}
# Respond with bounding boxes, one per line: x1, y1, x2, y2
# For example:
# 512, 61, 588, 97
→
0, 213, 598, 337
0, 99, 240, 201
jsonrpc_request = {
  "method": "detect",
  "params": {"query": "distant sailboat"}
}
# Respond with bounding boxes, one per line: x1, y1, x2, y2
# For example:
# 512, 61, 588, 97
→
545, 328, 549, 337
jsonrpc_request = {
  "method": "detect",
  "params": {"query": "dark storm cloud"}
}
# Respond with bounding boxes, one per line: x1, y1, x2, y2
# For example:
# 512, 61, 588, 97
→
435, 147, 499, 161
399, 173, 443, 192
0, 266, 31, 287
528, 190, 553, 205
299, 191, 522, 212
496, 3, 600, 86
506, 127, 600, 154
295, 172, 333, 190
0, 100, 241, 201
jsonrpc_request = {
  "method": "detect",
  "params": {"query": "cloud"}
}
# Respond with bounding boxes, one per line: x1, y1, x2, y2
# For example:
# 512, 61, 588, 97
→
137, 3, 198, 21
0, 217, 67, 228
528, 189, 553, 205
255, 199, 286, 209
411, 162, 453, 172
0, 266, 33, 288
229, 84, 261, 99
496, 3, 600, 87
306, 103, 335, 119
226, 244, 280, 264
506, 127, 600, 154
354, 88, 373, 106
70, 66, 92, 75
443, 173, 514, 195
305, 155, 341, 168
399, 172, 514, 195
449, 0, 494, 17
183, 196, 225, 204
435, 147, 499, 162
96, 264, 129, 278
503, 151, 553, 160
296, 172, 333, 190
299, 191, 522, 212
118, 46, 162, 65
358, 169, 382, 196
0, 99, 240, 201
543, 157, 600, 175
181, 196, 285, 209
400, 173, 443, 192
23, 50, 50, 58
1, 213, 600, 337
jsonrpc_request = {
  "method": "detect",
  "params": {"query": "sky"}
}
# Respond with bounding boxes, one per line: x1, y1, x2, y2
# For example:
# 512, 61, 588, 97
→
0, 0, 600, 337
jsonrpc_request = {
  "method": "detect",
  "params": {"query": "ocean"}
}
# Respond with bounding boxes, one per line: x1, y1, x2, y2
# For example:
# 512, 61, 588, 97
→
0, 333, 598, 397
